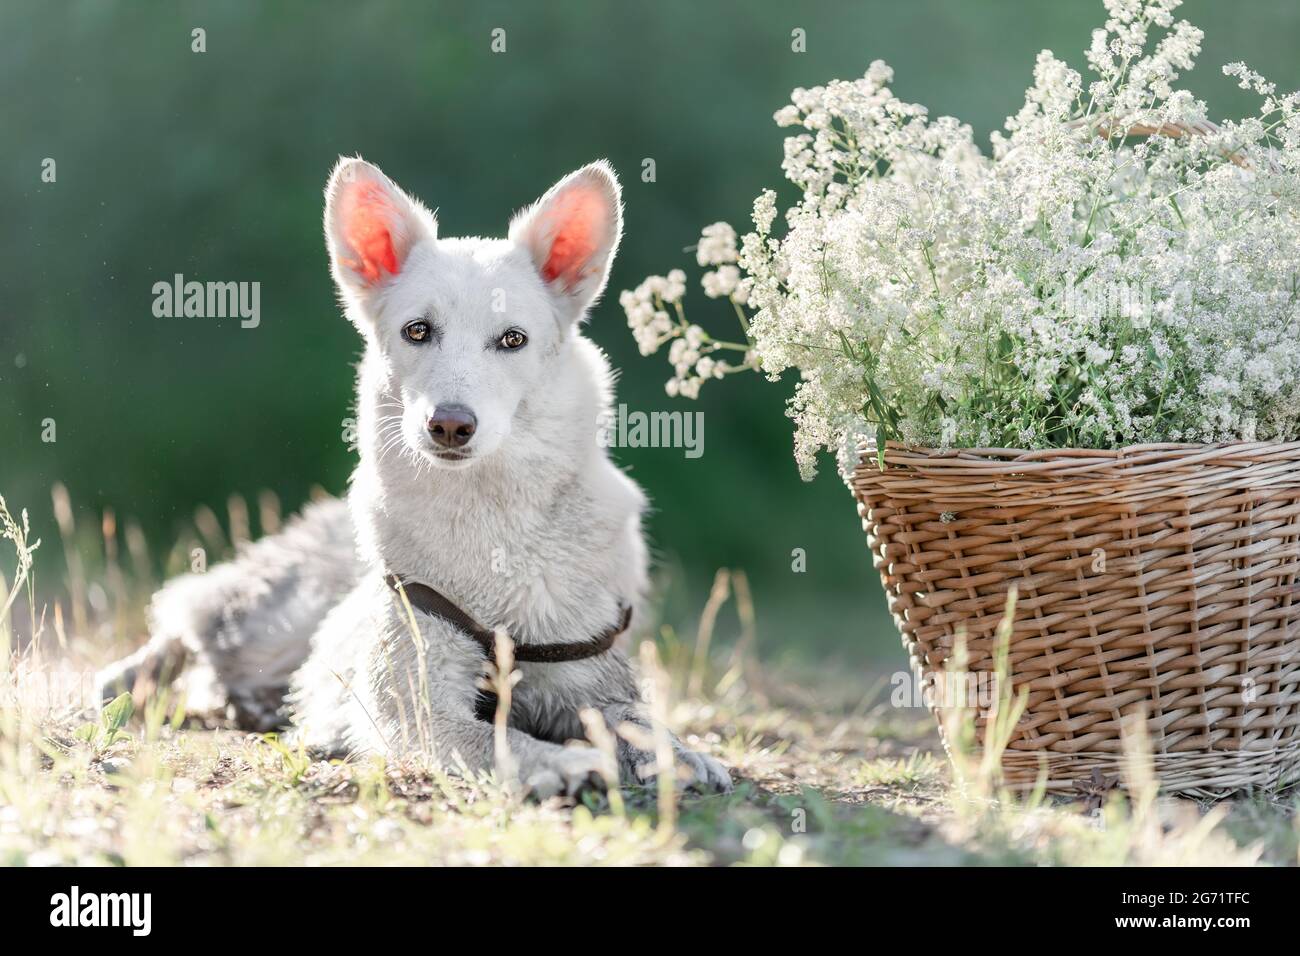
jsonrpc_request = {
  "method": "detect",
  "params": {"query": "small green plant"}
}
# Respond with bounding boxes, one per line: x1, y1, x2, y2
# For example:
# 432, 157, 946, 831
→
853, 752, 944, 789
74, 692, 134, 755
258, 731, 314, 784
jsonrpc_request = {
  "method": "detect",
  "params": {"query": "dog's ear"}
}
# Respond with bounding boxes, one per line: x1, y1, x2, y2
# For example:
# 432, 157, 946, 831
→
509, 161, 622, 324
324, 157, 433, 298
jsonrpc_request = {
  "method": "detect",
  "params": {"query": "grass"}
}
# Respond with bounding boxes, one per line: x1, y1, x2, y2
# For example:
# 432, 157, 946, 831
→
2, 491, 1298, 866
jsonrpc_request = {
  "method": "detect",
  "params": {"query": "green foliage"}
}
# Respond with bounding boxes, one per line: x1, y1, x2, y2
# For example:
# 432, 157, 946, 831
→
2, 1, 1297, 659
258, 732, 313, 785
74, 692, 134, 753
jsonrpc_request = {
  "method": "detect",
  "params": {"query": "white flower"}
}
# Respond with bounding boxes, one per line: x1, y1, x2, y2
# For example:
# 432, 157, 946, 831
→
696, 223, 739, 267
627, 0, 1300, 479
774, 105, 802, 127
665, 269, 687, 301
702, 265, 741, 298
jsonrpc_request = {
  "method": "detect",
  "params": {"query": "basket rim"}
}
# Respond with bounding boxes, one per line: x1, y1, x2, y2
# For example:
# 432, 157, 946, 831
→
850, 439, 1300, 504
855, 439, 1300, 476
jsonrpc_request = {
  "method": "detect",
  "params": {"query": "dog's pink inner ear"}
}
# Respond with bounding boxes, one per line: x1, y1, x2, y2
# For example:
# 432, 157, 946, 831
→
539, 187, 605, 291
339, 181, 400, 284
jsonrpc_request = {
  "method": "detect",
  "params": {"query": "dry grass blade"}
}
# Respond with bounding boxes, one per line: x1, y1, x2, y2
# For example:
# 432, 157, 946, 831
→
687, 568, 730, 700
638, 640, 679, 837
49, 484, 84, 637
226, 494, 251, 548
257, 489, 282, 536
491, 630, 520, 790
579, 707, 624, 815
0, 497, 40, 628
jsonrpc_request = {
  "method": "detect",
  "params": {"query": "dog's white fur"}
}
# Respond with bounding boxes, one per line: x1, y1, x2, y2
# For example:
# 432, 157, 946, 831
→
97, 158, 731, 796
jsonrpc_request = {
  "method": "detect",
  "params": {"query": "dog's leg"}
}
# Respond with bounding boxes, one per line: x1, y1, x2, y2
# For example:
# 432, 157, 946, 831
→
95, 497, 361, 728
94, 631, 188, 703
295, 704, 608, 799
289, 579, 610, 797
513, 672, 733, 792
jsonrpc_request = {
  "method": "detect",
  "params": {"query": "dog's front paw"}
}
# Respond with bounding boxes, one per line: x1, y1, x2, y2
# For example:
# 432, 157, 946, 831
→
677, 748, 733, 793
519, 745, 607, 800
627, 743, 733, 793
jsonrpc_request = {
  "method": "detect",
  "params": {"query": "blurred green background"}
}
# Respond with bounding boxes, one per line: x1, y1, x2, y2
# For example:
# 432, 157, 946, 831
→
3, 0, 1298, 667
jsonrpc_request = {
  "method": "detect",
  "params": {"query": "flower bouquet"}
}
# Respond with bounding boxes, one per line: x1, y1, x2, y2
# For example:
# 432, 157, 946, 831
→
624, 0, 1300, 795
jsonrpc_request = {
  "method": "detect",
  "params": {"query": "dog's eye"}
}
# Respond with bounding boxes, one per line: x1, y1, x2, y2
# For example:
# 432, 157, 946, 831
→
402, 320, 432, 344
498, 329, 527, 351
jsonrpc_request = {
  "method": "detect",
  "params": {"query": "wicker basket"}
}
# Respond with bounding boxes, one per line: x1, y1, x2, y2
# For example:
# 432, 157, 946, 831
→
852, 442, 1300, 797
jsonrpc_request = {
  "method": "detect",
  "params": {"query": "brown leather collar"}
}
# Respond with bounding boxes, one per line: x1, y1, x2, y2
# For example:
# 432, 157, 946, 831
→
384, 573, 631, 664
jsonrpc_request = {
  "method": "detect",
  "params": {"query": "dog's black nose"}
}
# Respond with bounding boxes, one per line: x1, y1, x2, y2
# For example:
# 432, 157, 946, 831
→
427, 404, 477, 449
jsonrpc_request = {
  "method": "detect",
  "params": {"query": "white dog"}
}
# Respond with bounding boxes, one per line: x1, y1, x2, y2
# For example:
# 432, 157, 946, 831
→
97, 158, 732, 797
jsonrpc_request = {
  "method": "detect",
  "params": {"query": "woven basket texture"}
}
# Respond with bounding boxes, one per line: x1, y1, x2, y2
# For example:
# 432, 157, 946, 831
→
852, 442, 1300, 796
